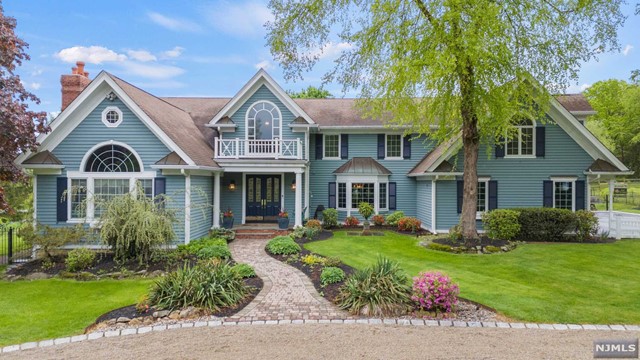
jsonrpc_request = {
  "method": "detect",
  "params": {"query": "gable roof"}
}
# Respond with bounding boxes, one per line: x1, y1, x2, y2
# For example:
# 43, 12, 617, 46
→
556, 94, 594, 114
155, 152, 189, 166
333, 157, 392, 175
208, 69, 314, 127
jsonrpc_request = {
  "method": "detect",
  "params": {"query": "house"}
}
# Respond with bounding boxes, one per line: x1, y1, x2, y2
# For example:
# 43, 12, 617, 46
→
15, 62, 632, 243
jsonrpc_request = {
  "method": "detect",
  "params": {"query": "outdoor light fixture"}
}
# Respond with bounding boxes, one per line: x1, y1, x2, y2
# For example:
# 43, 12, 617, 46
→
291, 180, 296, 191
229, 180, 236, 191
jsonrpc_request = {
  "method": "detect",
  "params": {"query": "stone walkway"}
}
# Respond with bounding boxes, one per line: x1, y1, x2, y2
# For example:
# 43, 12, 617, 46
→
227, 237, 348, 321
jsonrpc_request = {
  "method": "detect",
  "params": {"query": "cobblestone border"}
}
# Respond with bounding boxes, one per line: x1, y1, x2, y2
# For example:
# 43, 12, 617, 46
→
2, 319, 639, 354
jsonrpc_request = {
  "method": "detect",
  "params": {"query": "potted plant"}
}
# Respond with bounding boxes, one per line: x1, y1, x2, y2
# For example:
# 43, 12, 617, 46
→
358, 202, 374, 232
278, 209, 290, 230
222, 208, 234, 229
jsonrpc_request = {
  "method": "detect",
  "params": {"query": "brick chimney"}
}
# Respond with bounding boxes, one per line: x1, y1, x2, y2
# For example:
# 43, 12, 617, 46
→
61, 61, 91, 111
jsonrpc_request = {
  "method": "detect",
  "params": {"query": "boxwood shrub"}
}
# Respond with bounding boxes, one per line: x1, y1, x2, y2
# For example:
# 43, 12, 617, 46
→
320, 266, 346, 285
516, 208, 577, 242
481, 209, 521, 240
385, 211, 405, 227
265, 236, 301, 255
322, 208, 338, 229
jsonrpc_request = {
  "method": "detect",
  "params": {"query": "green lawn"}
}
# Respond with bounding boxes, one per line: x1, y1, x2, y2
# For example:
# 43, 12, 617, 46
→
306, 231, 640, 324
0, 279, 152, 346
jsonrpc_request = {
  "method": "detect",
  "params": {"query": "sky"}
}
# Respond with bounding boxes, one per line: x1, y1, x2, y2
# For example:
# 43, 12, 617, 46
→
4, 0, 639, 116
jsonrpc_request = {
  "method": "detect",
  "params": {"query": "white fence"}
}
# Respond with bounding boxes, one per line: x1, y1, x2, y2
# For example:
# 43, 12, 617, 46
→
214, 138, 303, 159
595, 211, 640, 239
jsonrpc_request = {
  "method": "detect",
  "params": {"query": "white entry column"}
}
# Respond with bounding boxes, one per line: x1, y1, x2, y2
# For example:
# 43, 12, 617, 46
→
295, 171, 303, 227
213, 172, 221, 228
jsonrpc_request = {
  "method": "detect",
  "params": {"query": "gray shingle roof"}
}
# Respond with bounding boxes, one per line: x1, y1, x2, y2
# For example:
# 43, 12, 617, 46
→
23, 151, 63, 165
333, 157, 392, 175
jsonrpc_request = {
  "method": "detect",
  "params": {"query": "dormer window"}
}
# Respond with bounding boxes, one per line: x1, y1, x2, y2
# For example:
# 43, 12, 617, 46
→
102, 106, 123, 128
506, 119, 535, 157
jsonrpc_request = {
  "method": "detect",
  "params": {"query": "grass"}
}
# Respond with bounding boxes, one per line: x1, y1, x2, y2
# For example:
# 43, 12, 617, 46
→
0, 279, 152, 346
306, 231, 640, 324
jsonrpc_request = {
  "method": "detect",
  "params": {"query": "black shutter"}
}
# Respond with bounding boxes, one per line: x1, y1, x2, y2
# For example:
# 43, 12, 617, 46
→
536, 127, 545, 157
377, 134, 385, 159
543, 180, 553, 207
575, 180, 585, 211
315, 134, 323, 160
56, 177, 68, 222
328, 182, 336, 209
341, 134, 349, 159
495, 137, 505, 158
456, 180, 463, 214
403, 135, 411, 159
488, 180, 498, 210
388, 182, 397, 210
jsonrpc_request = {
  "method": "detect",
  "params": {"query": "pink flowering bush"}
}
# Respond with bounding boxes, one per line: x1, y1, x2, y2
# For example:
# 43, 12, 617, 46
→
411, 272, 459, 314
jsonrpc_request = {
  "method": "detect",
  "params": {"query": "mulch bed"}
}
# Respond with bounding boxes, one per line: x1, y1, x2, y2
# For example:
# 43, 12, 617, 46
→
93, 276, 263, 324
294, 230, 334, 244
433, 236, 510, 248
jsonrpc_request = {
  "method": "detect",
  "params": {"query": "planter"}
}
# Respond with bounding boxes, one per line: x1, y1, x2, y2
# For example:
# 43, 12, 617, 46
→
222, 217, 234, 229
363, 220, 371, 231
278, 217, 290, 230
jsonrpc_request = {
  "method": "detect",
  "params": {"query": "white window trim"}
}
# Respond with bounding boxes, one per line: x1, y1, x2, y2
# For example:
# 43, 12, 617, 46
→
245, 100, 283, 141
323, 134, 341, 160
335, 174, 390, 216
476, 177, 490, 220
101, 106, 123, 128
385, 134, 403, 160
505, 120, 536, 158
550, 177, 577, 212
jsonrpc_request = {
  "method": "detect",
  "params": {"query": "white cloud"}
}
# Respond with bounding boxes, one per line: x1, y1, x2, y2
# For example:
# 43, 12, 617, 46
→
161, 46, 184, 58
147, 12, 202, 32
120, 61, 185, 79
254, 60, 272, 70
566, 83, 592, 93
31, 69, 43, 76
55, 46, 127, 64
310, 42, 353, 59
205, 1, 273, 37
29, 82, 42, 90
623, 44, 633, 56
126, 49, 157, 62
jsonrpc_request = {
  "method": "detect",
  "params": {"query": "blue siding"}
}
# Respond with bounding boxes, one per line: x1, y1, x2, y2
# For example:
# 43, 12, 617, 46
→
190, 175, 213, 240
416, 180, 432, 230
220, 173, 243, 226
309, 134, 434, 222
166, 176, 186, 244
36, 175, 59, 227
435, 121, 593, 231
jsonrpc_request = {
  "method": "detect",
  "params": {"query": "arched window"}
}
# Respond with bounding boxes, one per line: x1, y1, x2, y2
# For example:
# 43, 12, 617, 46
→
84, 144, 141, 172
506, 119, 535, 156
246, 101, 281, 140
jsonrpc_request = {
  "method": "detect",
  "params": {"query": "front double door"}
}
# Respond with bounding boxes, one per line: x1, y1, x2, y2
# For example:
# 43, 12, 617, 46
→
246, 175, 281, 222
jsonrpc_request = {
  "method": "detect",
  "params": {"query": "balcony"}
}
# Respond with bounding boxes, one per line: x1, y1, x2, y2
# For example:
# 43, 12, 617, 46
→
214, 138, 304, 160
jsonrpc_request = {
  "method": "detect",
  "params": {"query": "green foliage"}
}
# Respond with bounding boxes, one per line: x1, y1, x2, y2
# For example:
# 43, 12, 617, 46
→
322, 208, 338, 228
208, 228, 235, 242
427, 243, 452, 252
336, 257, 412, 316
448, 225, 463, 242
21, 223, 85, 260
397, 217, 422, 233
301, 254, 326, 266
357, 202, 374, 220
485, 245, 502, 253
290, 226, 306, 240
99, 188, 176, 264
231, 263, 256, 278
385, 211, 404, 227
304, 226, 321, 240
196, 245, 231, 260
0, 180, 32, 222
516, 208, 577, 242
65, 248, 96, 272
148, 261, 247, 311
287, 86, 333, 98
481, 209, 521, 240
265, 236, 301, 255
320, 266, 346, 285
179, 237, 227, 255
574, 210, 599, 242
324, 257, 342, 267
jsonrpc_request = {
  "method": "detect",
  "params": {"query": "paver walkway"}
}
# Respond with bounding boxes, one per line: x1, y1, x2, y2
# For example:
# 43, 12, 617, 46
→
228, 237, 348, 321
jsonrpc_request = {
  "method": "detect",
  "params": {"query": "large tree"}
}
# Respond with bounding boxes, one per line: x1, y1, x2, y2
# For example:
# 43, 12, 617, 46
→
288, 85, 333, 98
0, 2, 47, 214
267, 0, 625, 238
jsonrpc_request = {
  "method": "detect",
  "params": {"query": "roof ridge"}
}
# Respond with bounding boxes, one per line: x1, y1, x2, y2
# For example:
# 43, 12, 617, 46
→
105, 72, 190, 114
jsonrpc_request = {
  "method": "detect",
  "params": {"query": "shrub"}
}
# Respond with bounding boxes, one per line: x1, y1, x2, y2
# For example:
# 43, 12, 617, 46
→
22, 223, 86, 260
481, 209, 521, 240
321, 267, 346, 286
516, 208, 577, 242
427, 243, 452, 252
208, 228, 235, 242
575, 210, 599, 242
411, 272, 459, 314
398, 217, 422, 233
148, 261, 247, 311
485, 245, 502, 253
232, 263, 256, 278
385, 211, 405, 227
306, 219, 322, 230
344, 216, 360, 226
65, 248, 96, 272
336, 257, 412, 316
358, 202, 374, 221
196, 245, 231, 260
99, 186, 176, 264
372, 214, 385, 226
324, 257, 342, 267
301, 254, 326, 266
448, 224, 463, 242
290, 226, 306, 240
322, 208, 338, 229
304, 226, 321, 240
265, 236, 301, 255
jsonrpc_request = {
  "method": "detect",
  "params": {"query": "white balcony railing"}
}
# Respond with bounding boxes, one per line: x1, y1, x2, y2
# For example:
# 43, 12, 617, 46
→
214, 138, 303, 160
